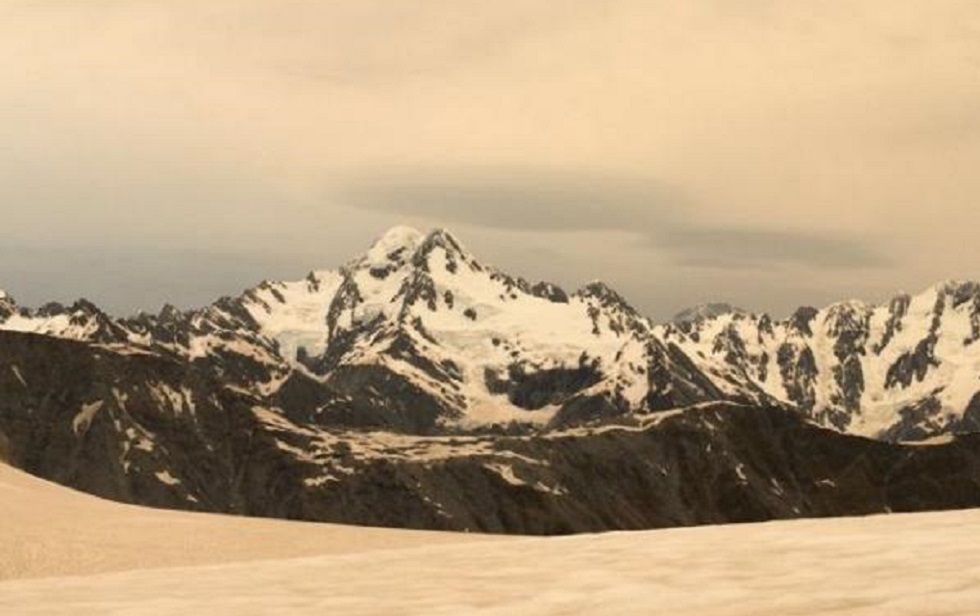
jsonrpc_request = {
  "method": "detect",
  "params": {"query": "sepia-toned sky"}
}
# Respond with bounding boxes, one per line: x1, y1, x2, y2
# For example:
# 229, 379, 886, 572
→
1, 1, 978, 319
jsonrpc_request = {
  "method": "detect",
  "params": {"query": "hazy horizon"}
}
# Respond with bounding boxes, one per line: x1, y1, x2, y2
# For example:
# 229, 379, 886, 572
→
2, 1, 978, 319
0, 222, 969, 322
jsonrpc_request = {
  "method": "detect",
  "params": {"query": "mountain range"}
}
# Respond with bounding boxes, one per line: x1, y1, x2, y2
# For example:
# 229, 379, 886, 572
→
1, 226, 979, 533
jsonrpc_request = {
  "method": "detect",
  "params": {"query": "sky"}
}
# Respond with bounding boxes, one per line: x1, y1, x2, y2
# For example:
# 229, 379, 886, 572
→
1, 1, 978, 320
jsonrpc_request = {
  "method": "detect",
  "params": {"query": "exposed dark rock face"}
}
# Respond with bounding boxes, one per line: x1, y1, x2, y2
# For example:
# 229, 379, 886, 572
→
885, 335, 940, 389
829, 355, 863, 426
0, 332, 248, 513
5, 341, 979, 537
224, 404, 980, 534
270, 371, 354, 426
946, 281, 980, 307
485, 362, 603, 411
652, 343, 731, 408
878, 395, 947, 442
547, 393, 631, 430
575, 282, 649, 339
757, 313, 774, 337
777, 343, 818, 413
412, 229, 472, 274
575, 281, 636, 313
530, 282, 569, 304
970, 306, 980, 346
818, 304, 871, 428
488, 271, 531, 298
788, 307, 819, 336
396, 270, 439, 314
875, 294, 911, 353
953, 393, 980, 433
322, 364, 461, 434
713, 323, 750, 367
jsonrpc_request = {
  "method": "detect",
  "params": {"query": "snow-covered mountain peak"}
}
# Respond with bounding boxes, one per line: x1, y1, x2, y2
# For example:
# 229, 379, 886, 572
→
360, 226, 424, 268
823, 299, 872, 315
574, 281, 633, 310
820, 300, 873, 337
672, 303, 748, 326
328, 228, 501, 333
342, 227, 483, 296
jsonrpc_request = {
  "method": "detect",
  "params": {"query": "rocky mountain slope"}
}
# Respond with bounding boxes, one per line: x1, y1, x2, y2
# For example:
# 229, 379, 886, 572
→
1, 226, 979, 534
2, 332, 979, 535
0, 227, 735, 436
660, 281, 980, 441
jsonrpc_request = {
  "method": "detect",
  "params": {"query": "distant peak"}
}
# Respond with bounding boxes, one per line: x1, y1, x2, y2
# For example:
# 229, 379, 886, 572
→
671, 303, 747, 325
574, 281, 635, 311
159, 303, 184, 321
930, 279, 979, 297
824, 299, 872, 316
0, 289, 13, 318
530, 281, 569, 304
576, 280, 617, 297
373, 225, 423, 250
362, 226, 424, 266
70, 298, 104, 314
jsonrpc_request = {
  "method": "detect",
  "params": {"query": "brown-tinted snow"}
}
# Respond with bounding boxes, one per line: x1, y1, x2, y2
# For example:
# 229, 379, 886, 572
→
2, 463, 978, 615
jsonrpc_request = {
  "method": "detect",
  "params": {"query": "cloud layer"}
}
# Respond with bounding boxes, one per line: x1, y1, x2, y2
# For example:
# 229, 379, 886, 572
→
339, 168, 891, 271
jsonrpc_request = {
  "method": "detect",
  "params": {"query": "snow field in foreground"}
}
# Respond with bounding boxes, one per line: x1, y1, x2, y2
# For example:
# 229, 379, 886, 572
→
3, 462, 980, 615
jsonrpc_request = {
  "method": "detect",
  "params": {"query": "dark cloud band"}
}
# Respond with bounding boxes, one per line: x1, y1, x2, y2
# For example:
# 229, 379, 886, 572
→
337, 167, 892, 271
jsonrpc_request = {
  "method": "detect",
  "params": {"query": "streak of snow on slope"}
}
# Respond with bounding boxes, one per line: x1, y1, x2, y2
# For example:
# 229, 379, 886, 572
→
154, 470, 181, 486
2, 312, 74, 337
72, 401, 104, 435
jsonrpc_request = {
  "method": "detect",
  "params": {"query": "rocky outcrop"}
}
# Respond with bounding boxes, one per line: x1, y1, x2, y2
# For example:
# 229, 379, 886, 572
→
0, 331, 250, 512
485, 362, 603, 411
